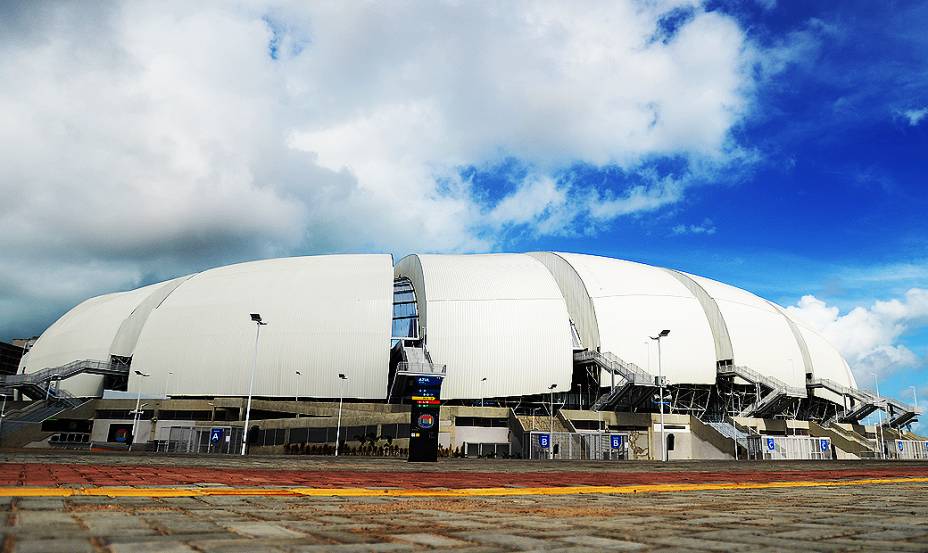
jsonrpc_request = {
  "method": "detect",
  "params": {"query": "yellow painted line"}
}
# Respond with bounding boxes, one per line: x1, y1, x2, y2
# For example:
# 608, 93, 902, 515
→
0, 477, 924, 498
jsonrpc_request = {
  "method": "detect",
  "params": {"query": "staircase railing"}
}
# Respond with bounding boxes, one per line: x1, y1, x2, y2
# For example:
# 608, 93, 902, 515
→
574, 350, 656, 387
0, 359, 127, 402
719, 364, 806, 398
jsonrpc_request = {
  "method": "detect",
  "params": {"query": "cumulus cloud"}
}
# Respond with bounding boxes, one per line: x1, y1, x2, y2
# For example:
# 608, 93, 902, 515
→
901, 107, 928, 126
672, 218, 717, 235
0, 1, 799, 339
786, 289, 928, 382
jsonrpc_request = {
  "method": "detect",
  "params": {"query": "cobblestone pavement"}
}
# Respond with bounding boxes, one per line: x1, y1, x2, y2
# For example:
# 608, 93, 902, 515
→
0, 453, 926, 551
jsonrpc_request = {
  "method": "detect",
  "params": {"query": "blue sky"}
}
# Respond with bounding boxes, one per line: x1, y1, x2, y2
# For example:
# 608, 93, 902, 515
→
0, 1, 925, 422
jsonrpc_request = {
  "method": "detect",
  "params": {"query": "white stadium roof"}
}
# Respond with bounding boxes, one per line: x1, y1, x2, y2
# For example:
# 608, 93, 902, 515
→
20, 252, 857, 401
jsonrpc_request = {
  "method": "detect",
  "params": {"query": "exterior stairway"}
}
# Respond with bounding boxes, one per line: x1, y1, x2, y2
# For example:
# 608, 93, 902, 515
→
0, 359, 128, 403
717, 364, 806, 418
809, 378, 919, 428
707, 419, 752, 453
575, 351, 659, 411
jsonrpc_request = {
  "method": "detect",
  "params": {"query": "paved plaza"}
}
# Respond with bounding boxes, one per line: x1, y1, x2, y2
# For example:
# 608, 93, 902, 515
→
0, 453, 927, 552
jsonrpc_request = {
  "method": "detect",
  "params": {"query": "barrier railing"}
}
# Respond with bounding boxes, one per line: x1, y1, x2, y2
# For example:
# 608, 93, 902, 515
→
747, 434, 833, 460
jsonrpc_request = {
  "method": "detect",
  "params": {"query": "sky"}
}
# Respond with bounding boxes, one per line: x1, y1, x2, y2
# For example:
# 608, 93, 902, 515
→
0, 1, 926, 422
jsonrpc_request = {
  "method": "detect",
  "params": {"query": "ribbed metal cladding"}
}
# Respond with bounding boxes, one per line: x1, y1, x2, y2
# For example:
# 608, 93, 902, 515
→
110, 275, 194, 357
686, 273, 807, 389
767, 300, 814, 377
527, 252, 601, 351
395, 253, 574, 400
21, 283, 163, 397
663, 268, 735, 363
545, 253, 718, 385
129, 255, 393, 399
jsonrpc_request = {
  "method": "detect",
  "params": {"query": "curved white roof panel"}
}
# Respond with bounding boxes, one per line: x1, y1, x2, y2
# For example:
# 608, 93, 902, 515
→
544, 253, 718, 385
395, 254, 573, 400
22, 283, 164, 397
687, 274, 806, 389
779, 307, 857, 396
130, 255, 393, 399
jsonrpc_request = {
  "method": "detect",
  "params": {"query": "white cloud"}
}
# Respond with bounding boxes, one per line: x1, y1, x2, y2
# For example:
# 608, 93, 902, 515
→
901, 107, 928, 126
786, 289, 928, 382
0, 1, 799, 338
672, 218, 717, 235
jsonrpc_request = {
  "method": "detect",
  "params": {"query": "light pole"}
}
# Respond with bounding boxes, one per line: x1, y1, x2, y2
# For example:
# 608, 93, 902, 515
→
129, 402, 149, 450
335, 373, 348, 456
130, 370, 150, 450
650, 329, 670, 462
241, 313, 267, 456
911, 386, 919, 410
0, 393, 7, 444
871, 372, 884, 460
163, 371, 173, 399
295, 371, 302, 403
548, 383, 557, 459
480, 377, 487, 408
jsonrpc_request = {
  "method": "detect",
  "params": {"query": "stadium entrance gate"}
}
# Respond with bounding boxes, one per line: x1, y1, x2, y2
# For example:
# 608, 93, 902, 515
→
894, 440, 928, 459
525, 431, 629, 460
156, 425, 243, 454
747, 435, 833, 460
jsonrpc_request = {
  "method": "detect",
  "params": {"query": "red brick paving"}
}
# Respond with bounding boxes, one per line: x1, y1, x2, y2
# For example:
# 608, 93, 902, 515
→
2, 463, 927, 488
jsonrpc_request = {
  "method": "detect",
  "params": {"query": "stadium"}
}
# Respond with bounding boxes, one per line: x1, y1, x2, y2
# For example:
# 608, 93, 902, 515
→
3, 253, 923, 460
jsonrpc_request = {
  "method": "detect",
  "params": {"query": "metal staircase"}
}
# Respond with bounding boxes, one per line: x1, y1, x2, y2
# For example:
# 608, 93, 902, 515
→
574, 350, 659, 412
707, 419, 752, 452
717, 364, 806, 418
0, 359, 128, 403
387, 345, 446, 402
809, 378, 920, 428
885, 398, 920, 428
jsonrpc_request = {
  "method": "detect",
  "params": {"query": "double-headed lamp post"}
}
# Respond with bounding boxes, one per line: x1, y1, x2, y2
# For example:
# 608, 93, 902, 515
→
241, 313, 267, 456
0, 393, 7, 445
650, 329, 670, 462
871, 372, 884, 460
548, 383, 557, 459
130, 370, 150, 449
163, 371, 173, 399
335, 373, 349, 456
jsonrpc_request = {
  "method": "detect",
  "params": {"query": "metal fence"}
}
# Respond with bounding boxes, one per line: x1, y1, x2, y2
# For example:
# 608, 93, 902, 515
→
463, 442, 511, 458
524, 431, 629, 460
747, 435, 833, 460
894, 440, 928, 460
156, 425, 243, 454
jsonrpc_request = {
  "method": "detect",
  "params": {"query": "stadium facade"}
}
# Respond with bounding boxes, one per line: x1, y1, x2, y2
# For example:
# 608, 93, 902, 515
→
5, 253, 923, 460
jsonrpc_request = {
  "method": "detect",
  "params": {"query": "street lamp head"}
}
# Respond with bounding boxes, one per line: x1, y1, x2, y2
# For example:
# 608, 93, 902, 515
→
480, 377, 487, 382
650, 329, 671, 340
250, 313, 267, 325
548, 384, 557, 390
134, 370, 150, 377
295, 371, 302, 376
338, 373, 348, 380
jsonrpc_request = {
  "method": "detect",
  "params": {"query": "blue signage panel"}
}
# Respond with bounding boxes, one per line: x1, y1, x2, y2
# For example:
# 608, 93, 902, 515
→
210, 428, 224, 443
610, 435, 623, 449
766, 437, 776, 451
538, 433, 551, 449
898, 440, 905, 452
820, 438, 829, 452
